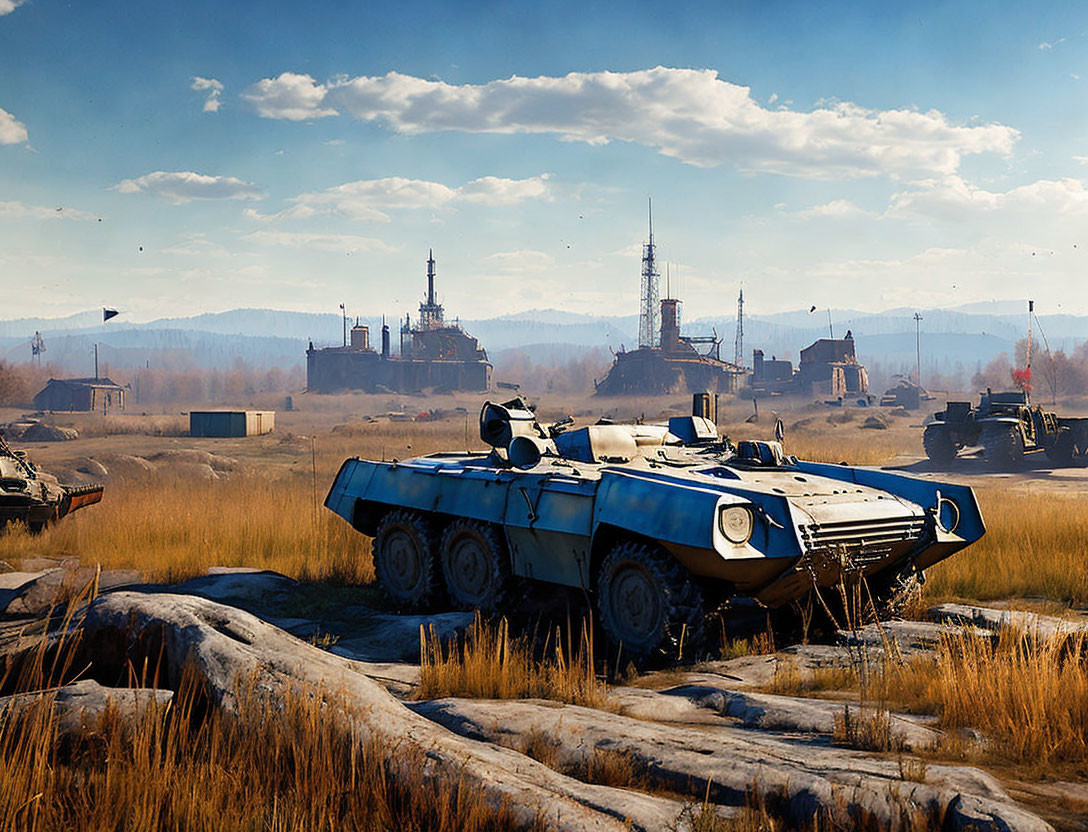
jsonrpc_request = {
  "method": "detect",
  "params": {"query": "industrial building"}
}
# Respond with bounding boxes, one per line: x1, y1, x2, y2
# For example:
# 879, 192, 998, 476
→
306, 252, 492, 394
595, 208, 746, 396
190, 411, 275, 437
748, 335, 869, 399
32, 378, 126, 413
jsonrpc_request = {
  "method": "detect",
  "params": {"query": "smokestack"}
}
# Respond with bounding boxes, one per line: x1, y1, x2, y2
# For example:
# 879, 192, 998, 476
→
381, 317, 390, 359
427, 249, 436, 306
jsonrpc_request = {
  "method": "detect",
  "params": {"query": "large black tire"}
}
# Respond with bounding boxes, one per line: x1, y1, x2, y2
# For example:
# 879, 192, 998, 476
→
981, 424, 1024, 467
1046, 430, 1077, 466
373, 510, 444, 611
439, 520, 511, 612
596, 540, 705, 663
922, 425, 957, 462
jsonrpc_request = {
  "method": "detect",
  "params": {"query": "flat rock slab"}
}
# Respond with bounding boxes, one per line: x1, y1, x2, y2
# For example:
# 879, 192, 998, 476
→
929, 603, 1088, 638
0, 679, 173, 739
413, 697, 1052, 832
613, 683, 941, 751
0, 567, 141, 617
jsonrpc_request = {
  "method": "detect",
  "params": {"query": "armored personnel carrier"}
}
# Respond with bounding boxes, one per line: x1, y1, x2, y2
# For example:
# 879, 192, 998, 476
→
326, 398, 985, 659
923, 389, 1088, 465
0, 434, 103, 532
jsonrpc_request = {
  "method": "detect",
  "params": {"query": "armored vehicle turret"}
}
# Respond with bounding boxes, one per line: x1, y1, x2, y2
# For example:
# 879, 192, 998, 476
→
0, 434, 103, 532
326, 398, 985, 660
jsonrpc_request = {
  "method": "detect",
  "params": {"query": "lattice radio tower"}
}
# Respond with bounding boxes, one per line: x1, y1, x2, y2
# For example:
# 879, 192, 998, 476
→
638, 198, 659, 349
733, 287, 744, 367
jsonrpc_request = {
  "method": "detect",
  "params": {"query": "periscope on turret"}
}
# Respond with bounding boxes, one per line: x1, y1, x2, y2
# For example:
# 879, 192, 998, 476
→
325, 395, 985, 661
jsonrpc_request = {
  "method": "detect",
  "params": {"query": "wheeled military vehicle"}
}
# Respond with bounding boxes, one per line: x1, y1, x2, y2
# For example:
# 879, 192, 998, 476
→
0, 434, 103, 531
923, 389, 1088, 465
326, 398, 985, 659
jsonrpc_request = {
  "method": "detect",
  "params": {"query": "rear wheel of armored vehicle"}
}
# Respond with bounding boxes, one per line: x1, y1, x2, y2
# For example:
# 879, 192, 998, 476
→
373, 510, 444, 611
1046, 430, 1077, 466
922, 426, 957, 462
439, 520, 511, 612
596, 541, 705, 664
981, 424, 1023, 467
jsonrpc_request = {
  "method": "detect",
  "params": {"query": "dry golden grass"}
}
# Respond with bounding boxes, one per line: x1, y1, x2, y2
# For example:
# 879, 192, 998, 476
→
417, 613, 607, 708
925, 488, 1088, 605
0, 674, 536, 832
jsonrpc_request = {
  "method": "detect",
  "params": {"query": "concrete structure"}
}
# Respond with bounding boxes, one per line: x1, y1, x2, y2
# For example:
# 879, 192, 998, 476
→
190, 411, 275, 437
33, 378, 125, 413
306, 251, 492, 394
749, 335, 869, 399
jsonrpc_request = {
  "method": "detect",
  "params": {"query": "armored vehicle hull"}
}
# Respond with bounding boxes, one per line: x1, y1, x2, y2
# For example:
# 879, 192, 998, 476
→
924, 390, 1088, 466
327, 399, 985, 659
0, 435, 103, 532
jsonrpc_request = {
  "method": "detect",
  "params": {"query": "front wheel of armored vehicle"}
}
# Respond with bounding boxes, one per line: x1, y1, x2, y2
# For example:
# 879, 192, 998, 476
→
439, 520, 511, 612
373, 510, 444, 611
596, 541, 705, 664
922, 425, 957, 462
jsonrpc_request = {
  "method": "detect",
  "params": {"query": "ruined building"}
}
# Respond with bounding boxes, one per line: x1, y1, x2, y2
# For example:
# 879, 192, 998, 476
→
595, 208, 746, 396
748, 334, 869, 399
306, 252, 491, 393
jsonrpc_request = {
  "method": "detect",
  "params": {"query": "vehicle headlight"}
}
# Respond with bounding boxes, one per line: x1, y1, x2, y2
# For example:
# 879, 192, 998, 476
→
719, 505, 753, 544
937, 498, 960, 533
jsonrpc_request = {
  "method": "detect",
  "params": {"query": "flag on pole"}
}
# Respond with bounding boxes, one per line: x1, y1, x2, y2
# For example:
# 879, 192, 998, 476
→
103, 308, 119, 322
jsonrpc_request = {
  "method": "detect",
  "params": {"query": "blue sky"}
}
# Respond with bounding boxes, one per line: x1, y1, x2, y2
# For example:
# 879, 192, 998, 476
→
3, 0, 1088, 324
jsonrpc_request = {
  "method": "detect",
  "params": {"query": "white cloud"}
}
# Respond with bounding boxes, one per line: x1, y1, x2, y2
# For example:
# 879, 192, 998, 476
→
0, 107, 28, 144
242, 67, 1017, 178
1038, 38, 1064, 50
162, 234, 230, 258
789, 199, 867, 219
247, 174, 553, 222
0, 0, 25, 16
240, 72, 337, 120
242, 230, 394, 253
482, 249, 556, 273
0, 201, 97, 220
113, 171, 265, 204
887, 176, 1088, 221
191, 76, 224, 113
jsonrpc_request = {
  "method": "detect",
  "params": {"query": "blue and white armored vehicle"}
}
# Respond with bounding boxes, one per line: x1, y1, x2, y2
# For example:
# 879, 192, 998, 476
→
326, 398, 984, 659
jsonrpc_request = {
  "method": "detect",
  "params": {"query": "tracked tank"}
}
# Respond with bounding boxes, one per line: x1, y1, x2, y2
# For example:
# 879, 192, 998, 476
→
326, 397, 985, 660
0, 434, 103, 532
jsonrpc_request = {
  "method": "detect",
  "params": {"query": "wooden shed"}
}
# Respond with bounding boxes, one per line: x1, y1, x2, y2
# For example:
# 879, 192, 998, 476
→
32, 378, 126, 413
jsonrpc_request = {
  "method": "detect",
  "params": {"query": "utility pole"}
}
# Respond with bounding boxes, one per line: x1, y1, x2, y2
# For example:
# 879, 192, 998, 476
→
340, 303, 347, 347
913, 312, 923, 388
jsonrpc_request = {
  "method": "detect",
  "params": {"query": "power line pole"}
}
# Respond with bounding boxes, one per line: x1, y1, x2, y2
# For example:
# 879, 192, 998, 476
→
733, 287, 744, 367
913, 312, 923, 388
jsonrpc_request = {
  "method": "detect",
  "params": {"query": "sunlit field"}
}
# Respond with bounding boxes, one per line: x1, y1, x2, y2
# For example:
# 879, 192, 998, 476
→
4, 403, 1088, 608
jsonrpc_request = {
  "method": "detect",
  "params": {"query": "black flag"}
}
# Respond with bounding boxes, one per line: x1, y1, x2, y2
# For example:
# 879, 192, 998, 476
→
103, 308, 119, 322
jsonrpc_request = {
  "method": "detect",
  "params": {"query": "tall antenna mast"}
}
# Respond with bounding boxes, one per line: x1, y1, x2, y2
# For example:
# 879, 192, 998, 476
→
638, 198, 660, 349
734, 286, 744, 367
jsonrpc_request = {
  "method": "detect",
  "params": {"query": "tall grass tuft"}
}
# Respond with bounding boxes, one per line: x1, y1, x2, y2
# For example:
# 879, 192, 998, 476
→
417, 613, 607, 708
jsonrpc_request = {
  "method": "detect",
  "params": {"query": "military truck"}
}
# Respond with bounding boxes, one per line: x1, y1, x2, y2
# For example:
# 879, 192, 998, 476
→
326, 397, 985, 660
0, 434, 103, 531
923, 389, 1088, 465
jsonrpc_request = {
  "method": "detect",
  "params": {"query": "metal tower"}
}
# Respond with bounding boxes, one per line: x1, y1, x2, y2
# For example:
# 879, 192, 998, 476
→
733, 287, 744, 367
419, 249, 445, 330
638, 199, 659, 349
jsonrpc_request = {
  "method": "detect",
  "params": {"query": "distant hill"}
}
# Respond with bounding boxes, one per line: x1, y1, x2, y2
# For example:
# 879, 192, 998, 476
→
2, 302, 1084, 385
